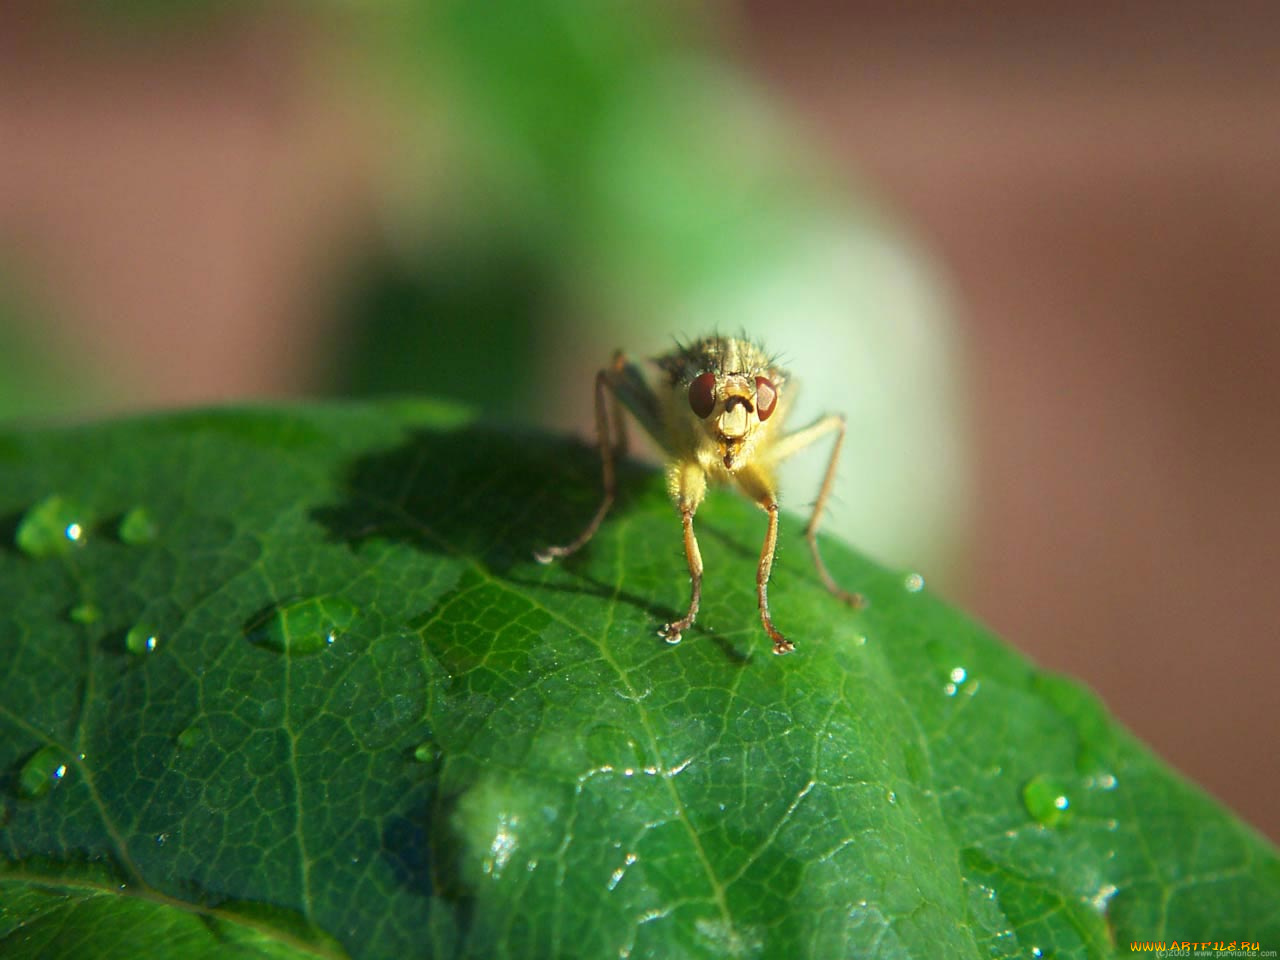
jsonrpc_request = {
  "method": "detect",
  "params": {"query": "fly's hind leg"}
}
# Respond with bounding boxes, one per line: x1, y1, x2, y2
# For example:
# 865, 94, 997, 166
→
768, 413, 866, 610
801, 414, 865, 609
534, 354, 628, 564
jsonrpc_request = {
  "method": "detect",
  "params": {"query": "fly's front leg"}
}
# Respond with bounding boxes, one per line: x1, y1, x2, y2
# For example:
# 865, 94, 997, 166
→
756, 499, 793, 654
734, 466, 793, 654
657, 505, 702, 643
769, 413, 866, 610
534, 360, 623, 564
658, 462, 708, 643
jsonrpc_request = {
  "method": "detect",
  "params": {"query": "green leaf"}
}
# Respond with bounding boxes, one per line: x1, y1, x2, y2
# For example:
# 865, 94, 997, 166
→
1, 401, 1276, 959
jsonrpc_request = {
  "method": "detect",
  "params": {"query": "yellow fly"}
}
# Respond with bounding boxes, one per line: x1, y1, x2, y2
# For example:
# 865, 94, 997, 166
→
536, 335, 863, 654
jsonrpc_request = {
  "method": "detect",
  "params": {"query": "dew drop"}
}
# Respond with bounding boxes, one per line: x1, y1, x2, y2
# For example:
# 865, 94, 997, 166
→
886, 790, 897, 805
69, 602, 101, 625
15, 495, 89, 557
176, 724, 205, 750
666, 756, 692, 778
903, 572, 925, 593
1088, 882, 1118, 914
17, 745, 70, 800
607, 851, 638, 891
1022, 774, 1073, 827
155, 833, 169, 846
118, 506, 158, 545
412, 740, 439, 764
245, 595, 358, 655
125, 624, 159, 655
694, 916, 763, 958
584, 724, 649, 774
483, 812, 519, 878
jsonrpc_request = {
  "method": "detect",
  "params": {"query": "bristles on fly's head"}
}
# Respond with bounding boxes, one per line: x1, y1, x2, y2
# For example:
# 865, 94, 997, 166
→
653, 334, 786, 388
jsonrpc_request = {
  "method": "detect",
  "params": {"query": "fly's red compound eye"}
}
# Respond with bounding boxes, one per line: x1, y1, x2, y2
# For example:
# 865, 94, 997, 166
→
688, 372, 717, 419
755, 376, 778, 421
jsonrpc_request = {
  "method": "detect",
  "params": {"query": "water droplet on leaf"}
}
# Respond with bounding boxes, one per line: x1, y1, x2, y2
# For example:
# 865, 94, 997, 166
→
903, 572, 925, 593
246, 595, 358, 655
412, 740, 438, 764
17, 745, 70, 799
118, 506, 158, 545
176, 724, 205, 750
607, 851, 638, 891
584, 724, 648, 774
453, 774, 563, 889
943, 664, 969, 696
125, 624, 159, 655
483, 812, 519, 878
1088, 882, 1118, 914
15, 495, 89, 557
69, 602, 101, 625
1022, 774, 1073, 827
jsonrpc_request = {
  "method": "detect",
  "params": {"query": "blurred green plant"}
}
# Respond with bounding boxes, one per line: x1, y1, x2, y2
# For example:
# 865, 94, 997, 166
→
0, 0, 966, 578
0, 272, 102, 424
325, 238, 556, 415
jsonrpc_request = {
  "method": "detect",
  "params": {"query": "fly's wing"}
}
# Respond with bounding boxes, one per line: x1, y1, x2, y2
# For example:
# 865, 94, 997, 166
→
604, 357, 666, 446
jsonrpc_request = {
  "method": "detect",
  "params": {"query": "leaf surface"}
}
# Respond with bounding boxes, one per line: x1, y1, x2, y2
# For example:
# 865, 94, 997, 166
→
1, 402, 1276, 958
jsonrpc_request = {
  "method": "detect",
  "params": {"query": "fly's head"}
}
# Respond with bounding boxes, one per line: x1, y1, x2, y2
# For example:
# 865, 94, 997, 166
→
660, 337, 787, 473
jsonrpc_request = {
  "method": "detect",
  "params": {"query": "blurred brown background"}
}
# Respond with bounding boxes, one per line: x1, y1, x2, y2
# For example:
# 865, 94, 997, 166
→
735, 2, 1280, 842
1, 2, 1277, 842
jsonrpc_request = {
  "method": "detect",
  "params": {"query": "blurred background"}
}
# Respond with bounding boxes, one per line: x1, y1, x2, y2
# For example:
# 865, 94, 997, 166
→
1, 2, 1276, 842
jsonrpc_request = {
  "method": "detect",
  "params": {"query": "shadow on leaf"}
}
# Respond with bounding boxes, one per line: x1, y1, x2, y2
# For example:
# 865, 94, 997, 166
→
313, 423, 759, 663
310, 424, 652, 571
